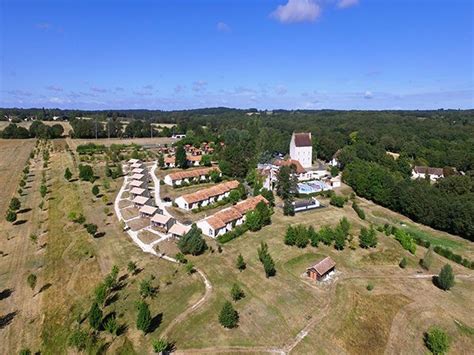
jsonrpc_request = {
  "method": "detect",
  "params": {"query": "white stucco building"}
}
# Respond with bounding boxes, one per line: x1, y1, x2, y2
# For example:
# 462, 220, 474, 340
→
290, 132, 313, 169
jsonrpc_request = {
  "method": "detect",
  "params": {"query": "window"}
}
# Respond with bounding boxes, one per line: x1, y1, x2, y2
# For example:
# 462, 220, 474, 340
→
209, 229, 213, 236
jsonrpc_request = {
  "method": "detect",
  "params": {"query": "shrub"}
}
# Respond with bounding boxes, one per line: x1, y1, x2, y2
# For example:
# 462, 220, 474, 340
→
88, 302, 102, 330
175, 252, 188, 264
366, 283, 374, 291
68, 328, 88, 351
85, 223, 98, 236
436, 264, 455, 291
92, 185, 100, 196
152, 338, 170, 353
64, 167, 72, 180
27, 273, 37, 290
394, 229, 417, 254
424, 327, 450, 355
127, 261, 138, 274
6, 210, 17, 223
399, 257, 407, 269
40, 184, 47, 198
78, 164, 95, 182
104, 315, 119, 335
185, 262, 195, 274
230, 283, 245, 301
136, 301, 152, 334
9, 197, 21, 211
218, 301, 239, 328
352, 202, 365, 219
140, 279, 157, 299
420, 247, 434, 270
217, 224, 248, 244
359, 226, 378, 248
236, 254, 246, 271
330, 195, 346, 208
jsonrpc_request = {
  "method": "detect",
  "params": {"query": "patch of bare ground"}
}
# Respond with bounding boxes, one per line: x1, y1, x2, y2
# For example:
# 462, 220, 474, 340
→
138, 230, 161, 244
127, 217, 150, 231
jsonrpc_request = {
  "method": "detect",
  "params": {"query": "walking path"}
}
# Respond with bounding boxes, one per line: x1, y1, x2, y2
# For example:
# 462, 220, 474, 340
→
114, 162, 213, 337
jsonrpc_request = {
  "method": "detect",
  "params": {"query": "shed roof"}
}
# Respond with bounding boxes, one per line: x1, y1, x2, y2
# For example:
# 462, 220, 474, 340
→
139, 205, 158, 215
413, 166, 444, 176
132, 196, 150, 205
307, 256, 336, 276
131, 173, 145, 180
129, 180, 145, 187
132, 168, 145, 174
169, 223, 190, 236
151, 213, 172, 224
130, 187, 146, 195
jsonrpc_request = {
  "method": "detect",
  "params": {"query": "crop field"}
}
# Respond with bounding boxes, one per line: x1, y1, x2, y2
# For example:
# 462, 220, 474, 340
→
0, 139, 35, 215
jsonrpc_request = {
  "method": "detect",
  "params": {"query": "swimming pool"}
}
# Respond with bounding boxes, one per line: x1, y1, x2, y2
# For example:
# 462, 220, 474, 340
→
298, 181, 330, 194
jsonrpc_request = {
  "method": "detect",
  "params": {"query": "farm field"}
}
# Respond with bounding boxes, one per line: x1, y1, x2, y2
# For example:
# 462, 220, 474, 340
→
67, 136, 177, 150
0, 139, 36, 215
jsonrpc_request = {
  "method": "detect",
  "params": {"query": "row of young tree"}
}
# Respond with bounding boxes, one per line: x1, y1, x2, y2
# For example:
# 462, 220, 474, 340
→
1, 121, 64, 139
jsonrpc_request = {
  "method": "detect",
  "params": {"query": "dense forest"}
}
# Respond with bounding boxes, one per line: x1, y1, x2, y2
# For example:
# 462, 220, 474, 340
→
1, 107, 473, 239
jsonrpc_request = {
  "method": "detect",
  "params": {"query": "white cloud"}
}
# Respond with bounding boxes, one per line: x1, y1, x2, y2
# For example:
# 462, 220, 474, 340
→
337, 0, 359, 9
217, 22, 231, 32
364, 90, 373, 99
271, 0, 321, 24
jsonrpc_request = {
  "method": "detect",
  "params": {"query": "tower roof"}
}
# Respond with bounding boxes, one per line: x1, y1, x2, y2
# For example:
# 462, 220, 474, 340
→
293, 132, 312, 147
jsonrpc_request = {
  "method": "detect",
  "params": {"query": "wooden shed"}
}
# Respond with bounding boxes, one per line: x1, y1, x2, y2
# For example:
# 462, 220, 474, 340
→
306, 256, 336, 281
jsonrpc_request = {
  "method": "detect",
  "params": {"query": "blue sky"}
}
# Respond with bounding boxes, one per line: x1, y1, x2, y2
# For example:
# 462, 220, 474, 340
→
0, 0, 472, 110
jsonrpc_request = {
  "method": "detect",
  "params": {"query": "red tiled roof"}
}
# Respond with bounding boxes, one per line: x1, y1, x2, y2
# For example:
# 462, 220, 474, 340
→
167, 167, 220, 181
307, 256, 336, 276
293, 132, 312, 147
234, 195, 268, 214
214, 207, 242, 224
274, 159, 306, 174
206, 216, 226, 230
181, 180, 239, 204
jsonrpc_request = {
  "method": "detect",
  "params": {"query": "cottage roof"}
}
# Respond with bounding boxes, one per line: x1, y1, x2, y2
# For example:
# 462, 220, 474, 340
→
129, 180, 144, 187
130, 187, 146, 195
169, 223, 190, 236
234, 195, 269, 214
166, 167, 220, 182
307, 256, 336, 276
187, 155, 202, 162
151, 213, 172, 224
131, 173, 145, 180
206, 216, 226, 230
131, 162, 144, 169
132, 168, 145, 174
140, 205, 158, 215
128, 159, 139, 164
214, 207, 242, 224
181, 180, 240, 204
164, 156, 175, 164
293, 132, 312, 147
132, 196, 150, 205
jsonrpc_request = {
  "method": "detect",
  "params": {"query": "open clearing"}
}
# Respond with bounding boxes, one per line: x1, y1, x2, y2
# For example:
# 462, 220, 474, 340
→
1, 141, 472, 354
68, 136, 176, 150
